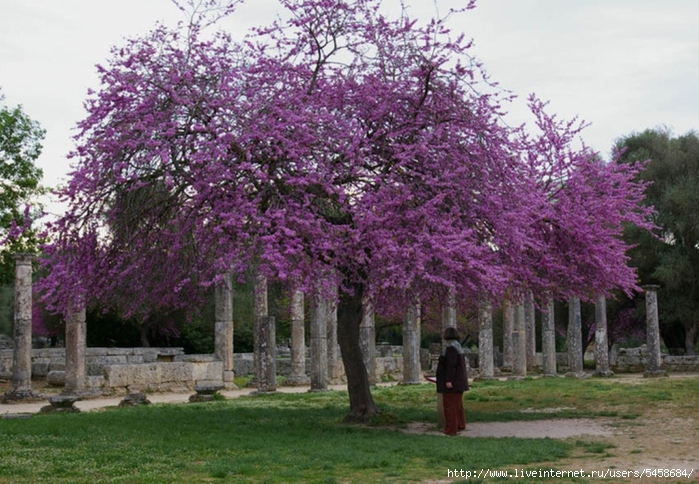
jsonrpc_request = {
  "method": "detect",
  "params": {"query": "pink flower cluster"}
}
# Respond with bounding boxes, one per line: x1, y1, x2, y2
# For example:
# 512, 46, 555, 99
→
38, 0, 652, 320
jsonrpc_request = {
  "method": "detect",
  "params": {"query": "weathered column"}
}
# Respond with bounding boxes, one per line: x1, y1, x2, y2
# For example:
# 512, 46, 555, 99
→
327, 287, 343, 383
253, 274, 276, 392
309, 291, 328, 391
215, 272, 235, 386
359, 296, 376, 385
2, 254, 43, 403
63, 304, 87, 395
284, 289, 310, 386
437, 289, 456, 429
566, 296, 585, 378
477, 298, 495, 379
258, 315, 277, 392
441, 288, 457, 331
511, 302, 527, 379
541, 295, 557, 377
594, 295, 613, 377
402, 299, 421, 384
525, 290, 536, 370
502, 298, 514, 371
643, 285, 666, 377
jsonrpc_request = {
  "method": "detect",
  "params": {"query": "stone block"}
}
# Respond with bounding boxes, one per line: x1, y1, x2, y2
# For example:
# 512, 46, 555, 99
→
40, 395, 80, 413
31, 358, 52, 377
119, 392, 151, 407
46, 370, 66, 386
104, 363, 160, 389
86, 375, 105, 389
158, 362, 195, 383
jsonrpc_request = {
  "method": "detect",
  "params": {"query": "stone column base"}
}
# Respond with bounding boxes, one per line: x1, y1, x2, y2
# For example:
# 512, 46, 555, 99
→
223, 371, 238, 390
119, 392, 151, 407
1, 388, 44, 404
190, 382, 225, 402
565, 371, 590, 379
40, 395, 80, 413
593, 370, 615, 377
283, 374, 310, 386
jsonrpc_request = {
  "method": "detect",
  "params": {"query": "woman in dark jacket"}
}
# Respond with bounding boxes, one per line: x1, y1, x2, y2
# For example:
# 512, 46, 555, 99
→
436, 327, 469, 435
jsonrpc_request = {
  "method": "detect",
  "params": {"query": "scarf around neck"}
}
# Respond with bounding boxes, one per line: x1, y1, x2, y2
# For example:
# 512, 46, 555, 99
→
443, 339, 464, 355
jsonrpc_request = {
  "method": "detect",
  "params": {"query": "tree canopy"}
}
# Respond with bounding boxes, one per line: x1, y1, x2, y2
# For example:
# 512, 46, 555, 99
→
39, 0, 652, 419
0, 90, 45, 283
617, 128, 699, 354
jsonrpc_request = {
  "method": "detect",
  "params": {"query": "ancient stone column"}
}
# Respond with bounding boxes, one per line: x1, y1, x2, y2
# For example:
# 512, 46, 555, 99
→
566, 296, 585, 378
2, 254, 43, 403
402, 299, 421, 384
309, 291, 328, 391
441, 288, 457, 332
525, 289, 536, 370
477, 298, 495, 379
255, 315, 277, 393
327, 287, 343, 383
284, 289, 310, 386
541, 296, 557, 377
511, 302, 527, 378
63, 304, 87, 395
594, 295, 613, 377
643, 285, 665, 377
359, 296, 376, 385
214, 272, 235, 385
253, 273, 276, 392
501, 298, 514, 371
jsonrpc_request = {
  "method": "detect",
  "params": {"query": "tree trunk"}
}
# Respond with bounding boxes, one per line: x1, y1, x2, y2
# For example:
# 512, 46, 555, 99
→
686, 321, 698, 356
139, 321, 151, 347
336, 281, 379, 422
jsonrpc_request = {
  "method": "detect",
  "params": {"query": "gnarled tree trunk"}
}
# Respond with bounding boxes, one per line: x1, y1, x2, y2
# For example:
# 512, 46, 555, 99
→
336, 281, 379, 422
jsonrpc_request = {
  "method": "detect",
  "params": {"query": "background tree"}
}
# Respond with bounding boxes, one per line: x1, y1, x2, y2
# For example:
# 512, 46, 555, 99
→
0, 90, 45, 335
39, 0, 652, 421
0, 91, 45, 272
617, 128, 699, 354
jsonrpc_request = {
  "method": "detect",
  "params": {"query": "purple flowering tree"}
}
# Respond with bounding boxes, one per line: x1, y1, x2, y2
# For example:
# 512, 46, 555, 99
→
39, 0, 651, 420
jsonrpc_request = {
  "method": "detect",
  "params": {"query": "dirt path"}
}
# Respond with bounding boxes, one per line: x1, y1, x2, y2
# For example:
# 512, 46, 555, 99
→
551, 404, 699, 482
413, 375, 699, 483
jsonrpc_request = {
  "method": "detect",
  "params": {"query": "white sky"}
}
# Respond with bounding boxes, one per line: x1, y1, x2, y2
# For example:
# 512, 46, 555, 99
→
1, 0, 698, 217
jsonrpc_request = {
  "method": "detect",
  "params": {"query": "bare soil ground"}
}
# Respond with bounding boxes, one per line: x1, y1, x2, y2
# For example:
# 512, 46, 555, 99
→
550, 394, 699, 482
412, 375, 699, 483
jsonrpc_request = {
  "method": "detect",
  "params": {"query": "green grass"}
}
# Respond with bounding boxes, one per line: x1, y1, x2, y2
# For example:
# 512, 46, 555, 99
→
0, 376, 696, 483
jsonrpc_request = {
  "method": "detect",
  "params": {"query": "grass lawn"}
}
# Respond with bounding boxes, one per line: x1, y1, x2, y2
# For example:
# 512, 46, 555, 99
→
0, 376, 696, 483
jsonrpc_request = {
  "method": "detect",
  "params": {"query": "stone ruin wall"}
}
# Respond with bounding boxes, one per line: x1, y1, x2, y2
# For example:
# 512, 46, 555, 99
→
0, 346, 411, 394
2, 344, 697, 394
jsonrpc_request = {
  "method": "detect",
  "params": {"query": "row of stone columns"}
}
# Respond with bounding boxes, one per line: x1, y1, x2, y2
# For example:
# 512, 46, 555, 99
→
220, 282, 666, 385
476, 286, 664, 380
1, 252, 666, 403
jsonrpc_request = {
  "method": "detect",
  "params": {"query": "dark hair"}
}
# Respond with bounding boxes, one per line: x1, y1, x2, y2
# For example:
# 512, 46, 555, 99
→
443, 327, 460, 341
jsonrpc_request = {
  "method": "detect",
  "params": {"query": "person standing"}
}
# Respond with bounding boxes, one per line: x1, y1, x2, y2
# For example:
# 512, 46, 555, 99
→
436, 327, 469, 435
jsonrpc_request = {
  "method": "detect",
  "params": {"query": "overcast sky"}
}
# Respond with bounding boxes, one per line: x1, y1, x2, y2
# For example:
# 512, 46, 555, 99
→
1, 0, 698, 217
